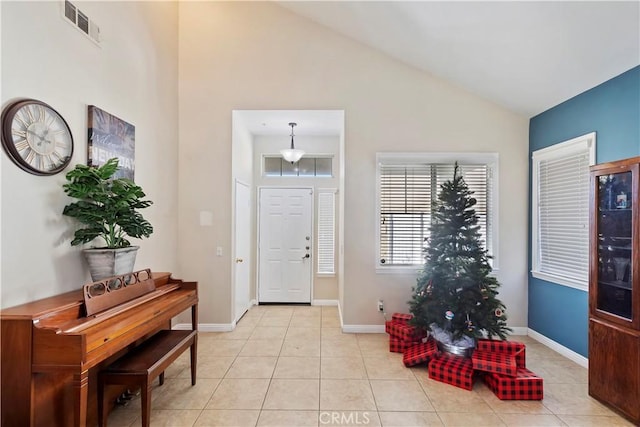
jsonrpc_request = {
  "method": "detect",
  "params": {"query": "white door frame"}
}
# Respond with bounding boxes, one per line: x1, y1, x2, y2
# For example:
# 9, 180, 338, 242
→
256, 186, 314, 304
233, 179, 251, 324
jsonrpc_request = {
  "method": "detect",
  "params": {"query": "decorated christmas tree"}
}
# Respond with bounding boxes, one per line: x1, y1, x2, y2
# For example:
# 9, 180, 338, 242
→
409, 164, 510, 346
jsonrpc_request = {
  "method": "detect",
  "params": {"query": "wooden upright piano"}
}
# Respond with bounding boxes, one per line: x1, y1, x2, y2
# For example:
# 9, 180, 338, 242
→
1, 270, 198, 427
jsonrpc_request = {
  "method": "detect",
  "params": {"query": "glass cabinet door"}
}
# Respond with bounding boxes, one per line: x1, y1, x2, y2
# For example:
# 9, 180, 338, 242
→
596, 171, 633, 319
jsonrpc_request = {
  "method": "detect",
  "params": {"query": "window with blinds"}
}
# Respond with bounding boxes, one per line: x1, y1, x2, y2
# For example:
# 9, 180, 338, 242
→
377, 154, 497, 270
531, 133, 596, 291
317, 190, 336, 275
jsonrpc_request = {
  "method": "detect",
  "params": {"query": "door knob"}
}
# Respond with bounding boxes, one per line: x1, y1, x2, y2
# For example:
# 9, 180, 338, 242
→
235, 258, 244, 263
302, 254, 310, 259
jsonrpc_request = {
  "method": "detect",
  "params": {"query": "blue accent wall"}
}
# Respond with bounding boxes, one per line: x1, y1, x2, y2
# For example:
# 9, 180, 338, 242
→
529, 66, 640, 358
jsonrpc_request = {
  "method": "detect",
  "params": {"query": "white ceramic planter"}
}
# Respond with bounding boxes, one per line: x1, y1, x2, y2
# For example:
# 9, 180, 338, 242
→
83, 246, 139, 282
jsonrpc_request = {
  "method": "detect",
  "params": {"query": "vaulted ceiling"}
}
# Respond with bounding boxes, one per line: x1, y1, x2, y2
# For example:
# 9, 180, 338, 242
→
278, 1, 640, 118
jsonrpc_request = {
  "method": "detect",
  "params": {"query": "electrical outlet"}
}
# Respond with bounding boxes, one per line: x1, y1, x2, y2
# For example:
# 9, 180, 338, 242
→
377, 300, 384, 312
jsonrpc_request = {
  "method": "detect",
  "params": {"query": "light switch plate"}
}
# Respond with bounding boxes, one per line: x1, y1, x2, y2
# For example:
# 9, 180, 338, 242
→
199, 211, 213, 226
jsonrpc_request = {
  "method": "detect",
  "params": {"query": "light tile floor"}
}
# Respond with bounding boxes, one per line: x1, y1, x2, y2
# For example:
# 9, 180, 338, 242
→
107, 305, 634, 426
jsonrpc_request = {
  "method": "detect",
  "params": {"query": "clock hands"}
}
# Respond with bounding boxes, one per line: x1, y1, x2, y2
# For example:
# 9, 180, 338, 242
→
41, 129, 52, 146
26, 128, 53, 146
26, 129, 44, 146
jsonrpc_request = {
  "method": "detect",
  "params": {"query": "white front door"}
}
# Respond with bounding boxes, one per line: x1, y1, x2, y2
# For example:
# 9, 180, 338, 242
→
234, 180, 251, 323
258, 187, 313, 303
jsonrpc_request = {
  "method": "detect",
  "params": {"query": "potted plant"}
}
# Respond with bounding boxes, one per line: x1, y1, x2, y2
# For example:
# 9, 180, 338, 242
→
62, 158, 153, 281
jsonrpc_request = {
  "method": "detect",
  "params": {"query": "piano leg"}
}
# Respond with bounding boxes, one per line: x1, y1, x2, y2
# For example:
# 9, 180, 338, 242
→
191, 304, 198, 331
141, 383, 152, 427
72, 370, 89, 427
190, 337, 197, 386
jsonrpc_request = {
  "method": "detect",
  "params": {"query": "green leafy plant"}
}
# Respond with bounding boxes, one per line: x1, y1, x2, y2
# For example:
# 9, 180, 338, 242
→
62, 158, 153, 248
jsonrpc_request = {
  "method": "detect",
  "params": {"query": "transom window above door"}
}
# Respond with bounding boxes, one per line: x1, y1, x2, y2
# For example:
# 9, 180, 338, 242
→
263, 156, 333, 177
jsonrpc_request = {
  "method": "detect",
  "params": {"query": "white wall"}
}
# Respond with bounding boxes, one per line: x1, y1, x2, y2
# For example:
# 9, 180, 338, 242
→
1, 1, 179, 308
178, 2, 529, 328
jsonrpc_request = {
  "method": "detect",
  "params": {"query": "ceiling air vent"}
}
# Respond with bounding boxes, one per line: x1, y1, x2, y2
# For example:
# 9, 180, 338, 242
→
63, 0, 100, 45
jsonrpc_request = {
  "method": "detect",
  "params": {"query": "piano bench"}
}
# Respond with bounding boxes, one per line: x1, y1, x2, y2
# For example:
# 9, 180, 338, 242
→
98, 329, 197, 427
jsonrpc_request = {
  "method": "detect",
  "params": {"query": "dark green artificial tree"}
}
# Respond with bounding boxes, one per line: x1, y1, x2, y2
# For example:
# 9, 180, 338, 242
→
409, 164, 510, 342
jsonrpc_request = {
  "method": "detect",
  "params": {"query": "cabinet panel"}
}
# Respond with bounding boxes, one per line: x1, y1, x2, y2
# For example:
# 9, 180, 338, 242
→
596, 171, 633, 320
589, 319, 640, 422
589, 156, 640, 425
590, 158, 639, 329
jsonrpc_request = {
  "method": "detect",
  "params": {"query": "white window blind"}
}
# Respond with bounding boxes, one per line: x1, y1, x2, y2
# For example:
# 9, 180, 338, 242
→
377, 155, 496, 270
317, 190, 336, 275
379, 165, 432, 266
435, 164, 492, 257
532, 132, 596, 291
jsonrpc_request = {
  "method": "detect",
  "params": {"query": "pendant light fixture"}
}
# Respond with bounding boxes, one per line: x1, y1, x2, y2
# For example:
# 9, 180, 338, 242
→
280, 122, 304, 164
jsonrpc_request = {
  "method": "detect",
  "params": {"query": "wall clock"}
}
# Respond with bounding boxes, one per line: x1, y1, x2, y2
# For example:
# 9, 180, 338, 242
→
1, 98, 74, 176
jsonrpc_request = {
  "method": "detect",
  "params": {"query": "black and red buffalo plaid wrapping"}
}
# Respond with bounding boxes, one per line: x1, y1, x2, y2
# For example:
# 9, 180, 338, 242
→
385, 321, 426, 342
403, 339, 438, 367
428, 354, 475, 390
477, 339, 526, 368
389, 338, 419, 353
384, 320, 394, 335
391, 312, 413, 325
483, 367, 543, 400
472, 349, 517, 377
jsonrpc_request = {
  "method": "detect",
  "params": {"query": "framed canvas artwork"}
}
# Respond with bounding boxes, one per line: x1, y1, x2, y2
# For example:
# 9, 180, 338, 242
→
87, 105, 135, 180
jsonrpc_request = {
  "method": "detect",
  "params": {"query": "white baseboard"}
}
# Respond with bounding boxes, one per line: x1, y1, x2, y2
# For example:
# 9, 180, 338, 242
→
528, 328, 588, 368
312, 299, 338, 306
173, 323, 234, 332
342, 324, 386, 333
509, 326, 528, 335
172, 323, 191, 330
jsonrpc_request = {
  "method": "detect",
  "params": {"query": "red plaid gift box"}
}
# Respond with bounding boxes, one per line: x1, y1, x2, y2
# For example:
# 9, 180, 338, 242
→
472, 349, 517, 377
403, 339, 438, 367
477, 339, 526, 368
385, 320, 395, 335
483, 368, 543, 400
389, 338, 419, 353
428, 354, 475, 390
385, 321, 426, 342
391, 313, 413, 325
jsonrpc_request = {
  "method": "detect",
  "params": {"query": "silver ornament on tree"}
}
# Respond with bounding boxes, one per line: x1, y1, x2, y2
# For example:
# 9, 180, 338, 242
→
445, 310, 454, 331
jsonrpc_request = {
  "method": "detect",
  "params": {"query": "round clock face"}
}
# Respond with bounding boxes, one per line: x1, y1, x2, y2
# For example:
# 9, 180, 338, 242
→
1, 99, 74, 175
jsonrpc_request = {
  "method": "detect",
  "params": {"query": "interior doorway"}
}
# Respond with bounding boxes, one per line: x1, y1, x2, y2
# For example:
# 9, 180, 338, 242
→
231, 109, 344, 324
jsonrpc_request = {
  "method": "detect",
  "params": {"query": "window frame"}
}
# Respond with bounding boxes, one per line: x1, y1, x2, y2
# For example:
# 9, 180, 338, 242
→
531, 132, 596, 291
375, 152, 499, 274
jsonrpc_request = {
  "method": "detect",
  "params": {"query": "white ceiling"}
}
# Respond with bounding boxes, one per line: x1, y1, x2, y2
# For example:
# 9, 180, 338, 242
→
234, 110, 344, 136
278, 1, 640, 118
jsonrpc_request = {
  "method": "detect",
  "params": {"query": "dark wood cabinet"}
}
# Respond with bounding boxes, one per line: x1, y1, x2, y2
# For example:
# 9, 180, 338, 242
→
589, 156, 640, 424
